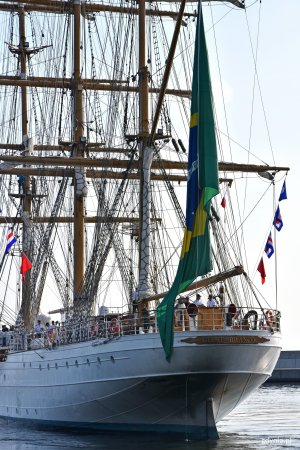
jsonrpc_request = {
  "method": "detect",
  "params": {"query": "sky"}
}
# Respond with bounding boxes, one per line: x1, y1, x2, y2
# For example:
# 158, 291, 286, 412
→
202, 0, 300, 350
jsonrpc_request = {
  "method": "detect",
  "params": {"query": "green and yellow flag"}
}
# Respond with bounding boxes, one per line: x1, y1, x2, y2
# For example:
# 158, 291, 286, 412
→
157, 6, 219, 361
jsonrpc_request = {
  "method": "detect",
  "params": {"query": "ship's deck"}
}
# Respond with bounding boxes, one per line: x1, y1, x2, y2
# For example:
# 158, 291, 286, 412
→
0, 305, 280, 355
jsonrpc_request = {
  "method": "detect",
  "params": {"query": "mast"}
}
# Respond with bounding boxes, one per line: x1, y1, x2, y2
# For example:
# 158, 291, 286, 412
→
72, 0, 87, 306
137, 0, 154, 298
18, 5, 33, 329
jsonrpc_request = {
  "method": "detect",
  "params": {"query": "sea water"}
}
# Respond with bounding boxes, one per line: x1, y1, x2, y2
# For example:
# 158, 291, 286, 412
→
0, 383, 299, 450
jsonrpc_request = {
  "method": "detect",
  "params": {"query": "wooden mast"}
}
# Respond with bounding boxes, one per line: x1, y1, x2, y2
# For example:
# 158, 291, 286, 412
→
138, 0, 149, 140
72, 0, 85, 305
18, 5, 33, 329
137, 0, 152, 297
19, 7, 28, 145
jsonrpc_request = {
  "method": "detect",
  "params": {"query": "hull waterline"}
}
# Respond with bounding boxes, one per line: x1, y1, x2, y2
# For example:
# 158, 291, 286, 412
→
0, 329, 281, 439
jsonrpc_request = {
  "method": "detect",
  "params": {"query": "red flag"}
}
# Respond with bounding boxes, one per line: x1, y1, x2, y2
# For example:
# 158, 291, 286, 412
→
20, 253, 32, 280
221, 196, 226, 208
257, 258, 266, 284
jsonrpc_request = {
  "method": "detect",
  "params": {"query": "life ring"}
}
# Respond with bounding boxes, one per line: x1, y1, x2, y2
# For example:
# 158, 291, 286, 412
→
187, 303, 197, 317
265, 310, 274, 327
109, 318, 120, 334
242, 310, 258, 330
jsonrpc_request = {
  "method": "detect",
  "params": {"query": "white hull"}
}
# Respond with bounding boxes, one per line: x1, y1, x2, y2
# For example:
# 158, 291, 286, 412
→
0, 330, 281, 439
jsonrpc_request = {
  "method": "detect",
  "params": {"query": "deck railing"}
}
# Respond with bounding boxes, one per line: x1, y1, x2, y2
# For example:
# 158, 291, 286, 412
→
0, 306, 280, 352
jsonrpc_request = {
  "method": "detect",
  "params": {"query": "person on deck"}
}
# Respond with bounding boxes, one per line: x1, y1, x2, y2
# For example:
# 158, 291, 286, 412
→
50, 321, 57, 347
207, 294, 218, 307
1, 325, 8, 346
226, 303, 237, 327
131, 289, 138, 315
142, 305, 150, 333
34, 320, 44, 338
175, 298, 185, 328
195, 293, 206, 308
184, 297, 198, 326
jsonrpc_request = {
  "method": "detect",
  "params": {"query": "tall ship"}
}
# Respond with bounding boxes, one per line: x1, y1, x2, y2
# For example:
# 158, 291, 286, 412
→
0, 0, 289, 440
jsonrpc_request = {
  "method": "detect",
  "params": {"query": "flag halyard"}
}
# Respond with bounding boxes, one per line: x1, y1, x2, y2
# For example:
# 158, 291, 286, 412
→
259, 179, 288, 284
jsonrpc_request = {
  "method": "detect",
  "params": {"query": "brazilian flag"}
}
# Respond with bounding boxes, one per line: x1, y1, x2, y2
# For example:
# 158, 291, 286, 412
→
157, 6, 219, 361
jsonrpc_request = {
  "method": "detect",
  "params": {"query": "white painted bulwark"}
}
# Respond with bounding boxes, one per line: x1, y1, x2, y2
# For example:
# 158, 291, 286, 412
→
0, 329, 281, 439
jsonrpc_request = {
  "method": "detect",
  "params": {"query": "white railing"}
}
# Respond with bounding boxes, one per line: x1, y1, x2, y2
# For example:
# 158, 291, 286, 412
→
0, 306, 280, 352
